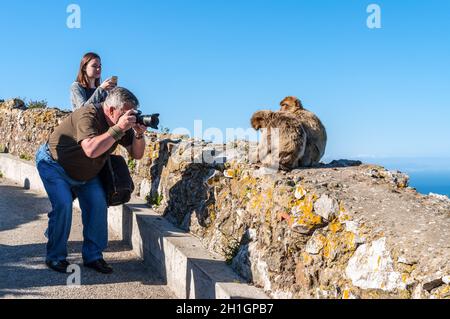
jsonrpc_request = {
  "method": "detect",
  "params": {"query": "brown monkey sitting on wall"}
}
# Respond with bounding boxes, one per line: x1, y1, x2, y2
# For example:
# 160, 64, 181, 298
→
250, 96, 327, 170
279, 96, 327, 167
251, 110, 307, 170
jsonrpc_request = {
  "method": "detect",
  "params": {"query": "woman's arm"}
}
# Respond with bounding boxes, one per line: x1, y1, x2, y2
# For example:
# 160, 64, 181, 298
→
71, 82, 107, 111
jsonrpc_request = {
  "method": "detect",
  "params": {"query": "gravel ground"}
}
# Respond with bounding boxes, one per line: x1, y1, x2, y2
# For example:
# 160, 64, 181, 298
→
0, 177, 175, 299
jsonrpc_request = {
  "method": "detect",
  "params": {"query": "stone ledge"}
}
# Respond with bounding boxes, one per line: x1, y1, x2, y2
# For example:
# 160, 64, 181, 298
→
0, 153, 268, 299
109, 202, 268, 299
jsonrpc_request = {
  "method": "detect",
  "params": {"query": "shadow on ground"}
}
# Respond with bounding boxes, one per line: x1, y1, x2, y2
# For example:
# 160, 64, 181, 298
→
0, 184, 50, 233
0, 181, 167, 298
0, 241, 167, 298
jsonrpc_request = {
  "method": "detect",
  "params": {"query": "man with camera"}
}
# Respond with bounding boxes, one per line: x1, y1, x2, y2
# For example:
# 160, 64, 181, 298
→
35, 87, 158, 274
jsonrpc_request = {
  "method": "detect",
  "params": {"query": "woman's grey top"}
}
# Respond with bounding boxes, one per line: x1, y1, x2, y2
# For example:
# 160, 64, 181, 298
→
70, 82, 107, 110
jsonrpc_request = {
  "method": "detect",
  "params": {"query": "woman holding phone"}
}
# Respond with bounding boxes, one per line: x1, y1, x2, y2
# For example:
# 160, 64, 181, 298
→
70, 52, 117, 110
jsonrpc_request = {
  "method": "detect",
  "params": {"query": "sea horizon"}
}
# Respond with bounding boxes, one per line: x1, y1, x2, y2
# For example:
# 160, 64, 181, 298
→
325, 156, 450, 197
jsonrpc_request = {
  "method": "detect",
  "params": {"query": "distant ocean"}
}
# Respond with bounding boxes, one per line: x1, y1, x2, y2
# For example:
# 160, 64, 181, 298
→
406, 171, 450, 197
330, 157, 450, 197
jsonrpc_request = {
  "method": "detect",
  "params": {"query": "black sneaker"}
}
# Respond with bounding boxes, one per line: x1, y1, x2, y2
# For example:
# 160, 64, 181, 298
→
83, 258, 113, 274
46, 260, 70, 273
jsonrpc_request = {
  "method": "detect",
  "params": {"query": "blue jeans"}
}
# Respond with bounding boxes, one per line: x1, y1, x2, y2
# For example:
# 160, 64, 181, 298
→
35, 144, 108, 263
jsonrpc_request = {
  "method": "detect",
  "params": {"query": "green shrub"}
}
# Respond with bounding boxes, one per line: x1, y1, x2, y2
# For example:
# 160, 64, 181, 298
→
19, 153, 33, 161
146, 192, 164, 207
224, 240, 241, 265
127, 158, 136, 171
27, 100, 48, 109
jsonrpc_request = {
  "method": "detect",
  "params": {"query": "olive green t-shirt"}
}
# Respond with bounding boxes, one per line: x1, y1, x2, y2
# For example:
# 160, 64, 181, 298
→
48, 104, 133, 181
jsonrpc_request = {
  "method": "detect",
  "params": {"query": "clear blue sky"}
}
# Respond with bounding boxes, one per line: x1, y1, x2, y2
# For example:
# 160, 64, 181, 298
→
1, 0, 449, 159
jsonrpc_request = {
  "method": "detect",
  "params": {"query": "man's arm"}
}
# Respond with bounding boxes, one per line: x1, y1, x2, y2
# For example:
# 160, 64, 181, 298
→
125, 124, 147, 160
80, 109, 137, 159
127, 136, 145, 160
81, 132, 117, 159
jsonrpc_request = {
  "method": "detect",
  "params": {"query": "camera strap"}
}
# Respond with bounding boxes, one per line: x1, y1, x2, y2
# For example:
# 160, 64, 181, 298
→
106, 155, 118, 195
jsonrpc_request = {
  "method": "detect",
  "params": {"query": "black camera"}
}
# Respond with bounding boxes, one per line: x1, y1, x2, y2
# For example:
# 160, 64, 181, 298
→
135, 110, 160, 129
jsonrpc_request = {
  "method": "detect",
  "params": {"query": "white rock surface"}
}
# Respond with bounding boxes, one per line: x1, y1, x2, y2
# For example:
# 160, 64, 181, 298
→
345, 238, 404, 291
314, 194, 338, 221
305, 232, 325, 255
139, 178, 151, 200
429, 193, 450, 202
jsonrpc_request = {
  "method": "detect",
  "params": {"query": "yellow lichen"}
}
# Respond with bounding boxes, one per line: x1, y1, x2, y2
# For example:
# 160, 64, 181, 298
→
343, 231, 357, 251
290, 193, 323, 231
288, 216, 295, 227
342, 289, 350, 299
208, 203, 216, 223
301, 252, 313, 266
248, 186, 274, 213
338, 202, 351, 222
232, 175, 258, 203
265, 209, 272, 225
224, 169, 237, 178
323, 238, 337, 260
328, 219, 343, 233
399, 289, 411, 299
438, 285, 450, 298
147, 142, 160, 161
294, 185, 306, 199
249, 193, 263, 210
401, 273, 409, 283
34, 110, 55, 125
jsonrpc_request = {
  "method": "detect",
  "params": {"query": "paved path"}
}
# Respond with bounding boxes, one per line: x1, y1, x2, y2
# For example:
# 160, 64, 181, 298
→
0, 177, 175, 299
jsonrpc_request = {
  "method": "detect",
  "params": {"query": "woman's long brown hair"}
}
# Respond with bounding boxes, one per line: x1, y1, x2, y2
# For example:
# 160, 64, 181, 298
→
76, 52, 101, 88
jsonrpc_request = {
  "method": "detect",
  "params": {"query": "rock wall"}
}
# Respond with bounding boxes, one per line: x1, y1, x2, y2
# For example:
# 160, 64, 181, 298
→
1, 99, 449, 299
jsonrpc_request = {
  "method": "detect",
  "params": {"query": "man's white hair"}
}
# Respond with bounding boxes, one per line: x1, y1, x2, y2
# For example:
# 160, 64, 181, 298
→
104, 87, 140, 111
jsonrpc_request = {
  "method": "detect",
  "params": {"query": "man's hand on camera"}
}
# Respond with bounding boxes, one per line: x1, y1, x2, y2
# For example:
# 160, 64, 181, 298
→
116, 109, 137, 131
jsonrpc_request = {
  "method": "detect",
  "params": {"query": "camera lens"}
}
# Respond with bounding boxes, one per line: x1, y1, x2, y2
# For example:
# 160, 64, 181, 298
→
135, 111, 159, 129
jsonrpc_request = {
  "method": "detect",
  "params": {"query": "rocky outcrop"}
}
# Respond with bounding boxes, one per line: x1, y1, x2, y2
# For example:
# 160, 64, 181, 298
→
1, 99, 449, 299
0, 99, 70, 158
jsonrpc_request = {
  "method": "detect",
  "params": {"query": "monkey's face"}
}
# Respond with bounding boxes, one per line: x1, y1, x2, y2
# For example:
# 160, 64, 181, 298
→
280, 96, 302, 112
